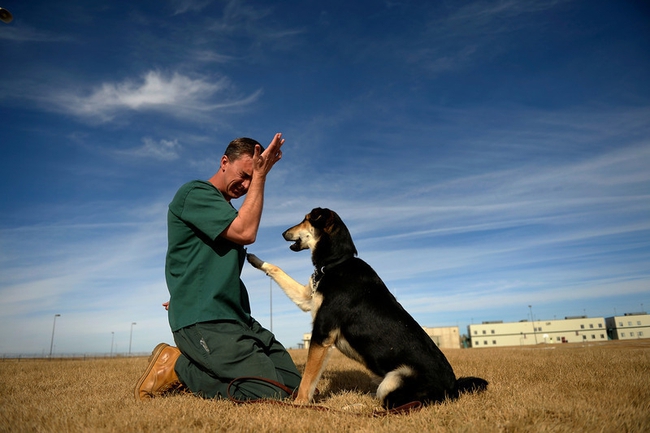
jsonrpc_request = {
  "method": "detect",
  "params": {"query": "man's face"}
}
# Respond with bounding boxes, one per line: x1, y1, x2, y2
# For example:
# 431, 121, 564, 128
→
221, 155, 253, 201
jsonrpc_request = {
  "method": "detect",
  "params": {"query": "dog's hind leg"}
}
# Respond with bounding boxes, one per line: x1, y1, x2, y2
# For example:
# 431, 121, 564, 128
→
247, 253, 313, 312
295, 341, 333, 405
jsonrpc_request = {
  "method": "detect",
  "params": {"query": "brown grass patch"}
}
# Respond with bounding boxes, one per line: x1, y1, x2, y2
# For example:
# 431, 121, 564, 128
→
1, 340, 649, 432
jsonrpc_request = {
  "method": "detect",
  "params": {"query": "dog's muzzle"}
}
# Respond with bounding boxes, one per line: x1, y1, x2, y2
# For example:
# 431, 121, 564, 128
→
283, 229, 305, 251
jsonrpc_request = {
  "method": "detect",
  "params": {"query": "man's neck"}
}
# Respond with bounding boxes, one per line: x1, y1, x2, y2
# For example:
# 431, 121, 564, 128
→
207, 172, 232, 202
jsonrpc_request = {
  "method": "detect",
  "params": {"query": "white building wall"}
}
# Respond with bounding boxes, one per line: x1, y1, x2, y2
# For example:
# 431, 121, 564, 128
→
422, 326, 460, 349
468, 317, 608, 348
605, 313, 650, 340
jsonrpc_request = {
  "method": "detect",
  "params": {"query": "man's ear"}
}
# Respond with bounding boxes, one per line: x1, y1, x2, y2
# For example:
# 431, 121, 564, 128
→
220, 155, 229, 171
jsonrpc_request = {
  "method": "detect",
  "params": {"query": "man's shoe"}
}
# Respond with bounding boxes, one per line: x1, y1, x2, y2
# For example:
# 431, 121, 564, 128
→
134, 343, 182, 401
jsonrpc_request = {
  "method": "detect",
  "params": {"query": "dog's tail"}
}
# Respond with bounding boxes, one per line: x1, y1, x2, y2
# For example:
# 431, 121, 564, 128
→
455, 376, 488, 396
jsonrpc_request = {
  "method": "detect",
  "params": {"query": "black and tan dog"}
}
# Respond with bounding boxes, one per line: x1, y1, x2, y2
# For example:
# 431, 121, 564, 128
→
247, 207, 487, 408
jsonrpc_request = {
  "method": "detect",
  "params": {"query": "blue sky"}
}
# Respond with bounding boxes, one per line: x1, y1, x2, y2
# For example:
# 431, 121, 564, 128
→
1, 0, 649, 355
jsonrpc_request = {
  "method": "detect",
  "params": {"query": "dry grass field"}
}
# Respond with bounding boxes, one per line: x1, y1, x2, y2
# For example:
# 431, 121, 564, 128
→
1, 339, 649, 432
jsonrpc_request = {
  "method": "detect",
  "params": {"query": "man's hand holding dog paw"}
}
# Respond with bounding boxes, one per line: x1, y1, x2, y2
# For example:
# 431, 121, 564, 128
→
246, 253, 265, 269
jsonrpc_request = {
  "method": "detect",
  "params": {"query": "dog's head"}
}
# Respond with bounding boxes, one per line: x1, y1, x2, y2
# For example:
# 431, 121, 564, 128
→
282, 208, 357, 260
282, 207, 331, 252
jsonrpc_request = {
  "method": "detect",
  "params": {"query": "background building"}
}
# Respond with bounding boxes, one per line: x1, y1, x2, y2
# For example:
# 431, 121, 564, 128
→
422, 326, 460, 349
299, 314, 650, 351
468, 316, 608, 348
605, 312, 649, 340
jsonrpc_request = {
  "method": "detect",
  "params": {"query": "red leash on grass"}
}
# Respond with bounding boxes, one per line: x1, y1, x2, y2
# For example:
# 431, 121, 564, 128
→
226, 376, 422, 417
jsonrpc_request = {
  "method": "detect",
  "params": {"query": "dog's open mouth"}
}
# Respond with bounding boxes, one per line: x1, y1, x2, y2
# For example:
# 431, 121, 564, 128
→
283, 230, 303, 251
288, 239, 301, 251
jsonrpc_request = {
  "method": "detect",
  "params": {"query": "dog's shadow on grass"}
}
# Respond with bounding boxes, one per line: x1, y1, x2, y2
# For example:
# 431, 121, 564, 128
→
320, 369, 377, 396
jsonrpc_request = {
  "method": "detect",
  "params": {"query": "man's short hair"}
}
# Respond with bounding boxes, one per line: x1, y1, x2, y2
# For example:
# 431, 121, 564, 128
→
224, 137, 263, 161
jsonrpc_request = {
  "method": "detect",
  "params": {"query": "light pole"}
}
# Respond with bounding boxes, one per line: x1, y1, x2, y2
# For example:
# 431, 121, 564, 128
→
49, 314, 61, 358
129, 322, 136, 356
528, 305, 538, 345
110, 332, 114, 357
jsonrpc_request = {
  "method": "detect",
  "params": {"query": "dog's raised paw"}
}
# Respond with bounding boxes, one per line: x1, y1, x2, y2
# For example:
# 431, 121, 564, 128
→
246, 253, 264, 269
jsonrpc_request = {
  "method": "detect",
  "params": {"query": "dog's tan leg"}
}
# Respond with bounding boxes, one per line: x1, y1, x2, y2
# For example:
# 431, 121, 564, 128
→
247, 254, 313, 311
295, 341, 332, 405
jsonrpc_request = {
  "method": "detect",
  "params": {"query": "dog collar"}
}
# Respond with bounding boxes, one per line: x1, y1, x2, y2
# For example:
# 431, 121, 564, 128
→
311, 256, 352, 292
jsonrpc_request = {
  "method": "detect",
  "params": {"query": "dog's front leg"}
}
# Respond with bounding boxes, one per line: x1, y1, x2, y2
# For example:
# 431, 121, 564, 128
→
247, 253, 313, 312
295, 341, 332, 405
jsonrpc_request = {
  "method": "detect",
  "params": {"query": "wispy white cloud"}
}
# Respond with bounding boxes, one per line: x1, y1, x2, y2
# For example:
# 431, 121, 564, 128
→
47, 70, 261, 123
0, 26, 73, 42
442, 0, 568, 36
399, 0, 575, 74
0, 200, 172, 354
204, 0, 305, 50
116, 137, 182, 161
192, 50, 240, 64
170, 0, 214, 16
209, 0, 273, 33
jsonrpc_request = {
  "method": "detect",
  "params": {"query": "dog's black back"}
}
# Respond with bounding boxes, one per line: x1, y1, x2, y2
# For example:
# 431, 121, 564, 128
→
307, 208, 487, 407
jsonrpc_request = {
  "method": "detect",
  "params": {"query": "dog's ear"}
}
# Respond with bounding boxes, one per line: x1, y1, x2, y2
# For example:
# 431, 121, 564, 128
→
309, 207, 330, 229
310, 208, 342, 235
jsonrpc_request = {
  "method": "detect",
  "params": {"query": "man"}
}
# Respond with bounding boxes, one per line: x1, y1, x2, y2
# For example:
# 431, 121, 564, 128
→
135, 133, 302, 401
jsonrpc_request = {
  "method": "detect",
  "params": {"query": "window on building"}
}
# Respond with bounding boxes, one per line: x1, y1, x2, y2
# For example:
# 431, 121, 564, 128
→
484, 341, 488, 345
580, 325, 585, 329
639, 331, 644, 337
492, 340, 497, 345
591, 334, 596, 339
637, 321, 642, 325
630, 332, 635, 337
491, 330, 495, 334
598, 323, 603, 328
556, 337, 561, 342
619, 322, 623, 327
582, 335, 587, 340
473, 330, 477, 335
482, 330, 486, 335
628, 321, 633, 326
621, 333, 626, 337
589, 324, 594, 329
600, 334, 605, 339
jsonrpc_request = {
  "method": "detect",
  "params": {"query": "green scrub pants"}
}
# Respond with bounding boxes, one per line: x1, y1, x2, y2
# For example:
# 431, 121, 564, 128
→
173, 318, 302, 400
